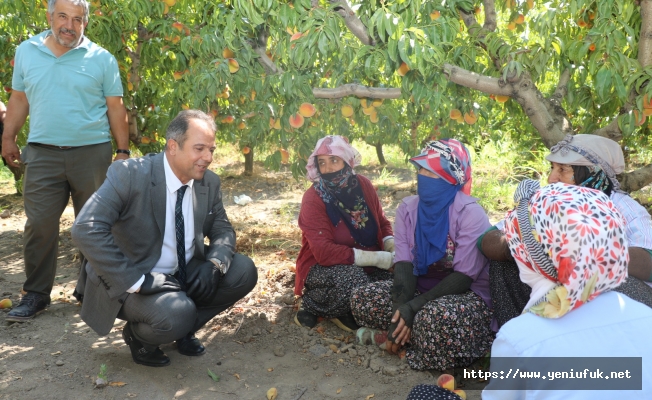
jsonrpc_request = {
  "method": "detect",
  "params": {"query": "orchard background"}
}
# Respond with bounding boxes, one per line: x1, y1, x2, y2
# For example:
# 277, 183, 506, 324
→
1, 0, 652, 190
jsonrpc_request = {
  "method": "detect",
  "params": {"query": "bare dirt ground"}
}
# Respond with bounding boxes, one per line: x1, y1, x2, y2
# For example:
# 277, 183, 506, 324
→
0, 159, 489, 400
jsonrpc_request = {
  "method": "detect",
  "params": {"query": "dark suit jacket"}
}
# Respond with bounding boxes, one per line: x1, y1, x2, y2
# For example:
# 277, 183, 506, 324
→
72, 152, 235, 335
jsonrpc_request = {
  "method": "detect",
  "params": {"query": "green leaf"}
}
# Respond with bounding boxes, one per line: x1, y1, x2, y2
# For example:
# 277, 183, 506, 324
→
595, 66, 612, 101
207, 368, 220, 382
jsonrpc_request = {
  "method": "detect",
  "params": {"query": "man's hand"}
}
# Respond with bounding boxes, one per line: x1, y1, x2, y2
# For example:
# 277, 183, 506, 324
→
387, 310, 411, 355
186, 261, 222, 302
139, 272, 181, 295
1, 139, 21, 168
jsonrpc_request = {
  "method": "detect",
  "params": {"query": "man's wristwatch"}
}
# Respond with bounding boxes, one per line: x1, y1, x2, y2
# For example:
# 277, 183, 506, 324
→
116, 149, 131, 155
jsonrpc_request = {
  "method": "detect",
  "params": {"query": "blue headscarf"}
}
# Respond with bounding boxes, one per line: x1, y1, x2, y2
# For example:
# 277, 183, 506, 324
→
413, 175, 462, 275
410, 139, 472, 276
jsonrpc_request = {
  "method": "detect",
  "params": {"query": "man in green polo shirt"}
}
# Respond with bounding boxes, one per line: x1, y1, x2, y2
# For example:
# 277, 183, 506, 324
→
2, 0, 130, 322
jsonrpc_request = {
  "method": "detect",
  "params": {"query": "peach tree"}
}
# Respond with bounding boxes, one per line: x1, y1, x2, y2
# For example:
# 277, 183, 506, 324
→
0, 0, 651, 189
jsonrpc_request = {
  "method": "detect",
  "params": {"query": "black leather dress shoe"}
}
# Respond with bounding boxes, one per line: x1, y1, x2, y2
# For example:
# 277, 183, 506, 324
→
6, 292, 50, 322
176, 334, 205, 356
122, 322, 170, 367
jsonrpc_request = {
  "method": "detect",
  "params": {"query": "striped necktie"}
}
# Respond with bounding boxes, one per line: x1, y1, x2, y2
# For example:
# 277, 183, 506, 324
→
175, 185, 188, 284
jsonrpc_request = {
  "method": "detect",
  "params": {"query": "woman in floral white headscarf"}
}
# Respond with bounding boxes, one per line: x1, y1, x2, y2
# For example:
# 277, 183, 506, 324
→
480, 134, 652, 328
294, 135, 394, 332
408, 182, 652, 400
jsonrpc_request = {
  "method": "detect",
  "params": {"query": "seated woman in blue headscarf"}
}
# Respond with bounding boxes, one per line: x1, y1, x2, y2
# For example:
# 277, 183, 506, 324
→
351, 139, 494, 371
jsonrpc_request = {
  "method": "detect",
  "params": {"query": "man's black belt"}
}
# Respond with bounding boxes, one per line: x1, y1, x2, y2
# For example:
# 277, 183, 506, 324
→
30, 142, 80, 150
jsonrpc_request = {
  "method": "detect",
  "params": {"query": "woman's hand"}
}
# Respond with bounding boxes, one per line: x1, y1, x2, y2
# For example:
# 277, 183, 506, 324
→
387, 310, 411, 355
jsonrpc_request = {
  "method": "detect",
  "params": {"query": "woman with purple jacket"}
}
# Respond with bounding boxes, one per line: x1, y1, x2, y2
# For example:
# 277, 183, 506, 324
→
351, 139, 494, 370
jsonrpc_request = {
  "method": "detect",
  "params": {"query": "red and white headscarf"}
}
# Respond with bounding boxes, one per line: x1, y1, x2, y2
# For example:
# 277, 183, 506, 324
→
305, 135, 361, 182
504, 181, 629, 318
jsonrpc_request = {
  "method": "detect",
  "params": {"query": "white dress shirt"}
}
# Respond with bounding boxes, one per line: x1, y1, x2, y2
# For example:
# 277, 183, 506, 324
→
127, 153, 195, 292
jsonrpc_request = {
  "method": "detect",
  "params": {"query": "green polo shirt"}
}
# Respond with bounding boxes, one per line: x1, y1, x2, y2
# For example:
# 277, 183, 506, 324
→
12, 30, 123, 147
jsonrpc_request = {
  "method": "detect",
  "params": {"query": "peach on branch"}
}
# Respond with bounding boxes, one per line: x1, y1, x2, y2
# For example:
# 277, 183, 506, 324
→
429, 10, 440, 20
362, 106, 376, 116
298, 103, 316, 118
397, 62, 410, 76
449, 109, 462, 120
221, 115, 235, 124
237, 121, 247, 130
222, 47, 235, 58
280, 149, 289, 164
372, 99, 383, 107
633, 110, 646, 126
360, 98, 369, 108
463, 110, 478, 125
164, 0, 176, 6
495, 95, 510, 103
515, 14, 525, 24
289, 113, 305, 128
141, 136, 151, 144
242, 146, 251, 154
341, 104, 354, 117
370, 113, 379, 123
227, 58, 239, 73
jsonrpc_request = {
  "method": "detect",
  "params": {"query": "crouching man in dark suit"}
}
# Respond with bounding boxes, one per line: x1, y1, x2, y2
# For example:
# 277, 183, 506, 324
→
72, 109, 257, 367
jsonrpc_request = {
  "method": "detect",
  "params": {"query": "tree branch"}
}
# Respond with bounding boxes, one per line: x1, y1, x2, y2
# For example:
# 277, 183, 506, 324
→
619, 164, 652, 192
551, 68, 570, 104
249, 26, 284, 74
442, 64, 510, 95
458, 4, 502, 70
592, 118, 623, 141
330, 0, 375, 46
253, 47, 283, 74
482, 0, 498, 32
639, 0, 652, 68
313, 84, 400, 99
443, 63, 564, 147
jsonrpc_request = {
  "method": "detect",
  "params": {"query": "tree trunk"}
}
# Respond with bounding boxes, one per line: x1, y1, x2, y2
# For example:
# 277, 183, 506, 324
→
244, 148, 254, 176
375, 141, 386, 165
410, 121, 419, 150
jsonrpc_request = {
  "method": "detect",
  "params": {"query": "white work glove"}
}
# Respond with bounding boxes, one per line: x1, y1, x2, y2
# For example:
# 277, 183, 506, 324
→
383, 237, 395, 253
353, 248, 394, 270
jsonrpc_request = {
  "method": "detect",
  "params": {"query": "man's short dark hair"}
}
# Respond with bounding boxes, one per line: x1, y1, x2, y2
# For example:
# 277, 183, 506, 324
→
166, 110, 217, 149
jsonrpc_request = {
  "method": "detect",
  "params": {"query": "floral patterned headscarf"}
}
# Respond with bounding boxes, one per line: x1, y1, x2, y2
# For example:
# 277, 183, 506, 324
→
305, 135, 361, 182
504, 181, 628, 318
306, 135, 378, 247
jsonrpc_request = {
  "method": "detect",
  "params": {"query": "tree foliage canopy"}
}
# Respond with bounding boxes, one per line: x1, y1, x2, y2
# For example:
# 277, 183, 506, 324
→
1, 0, 651, 189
